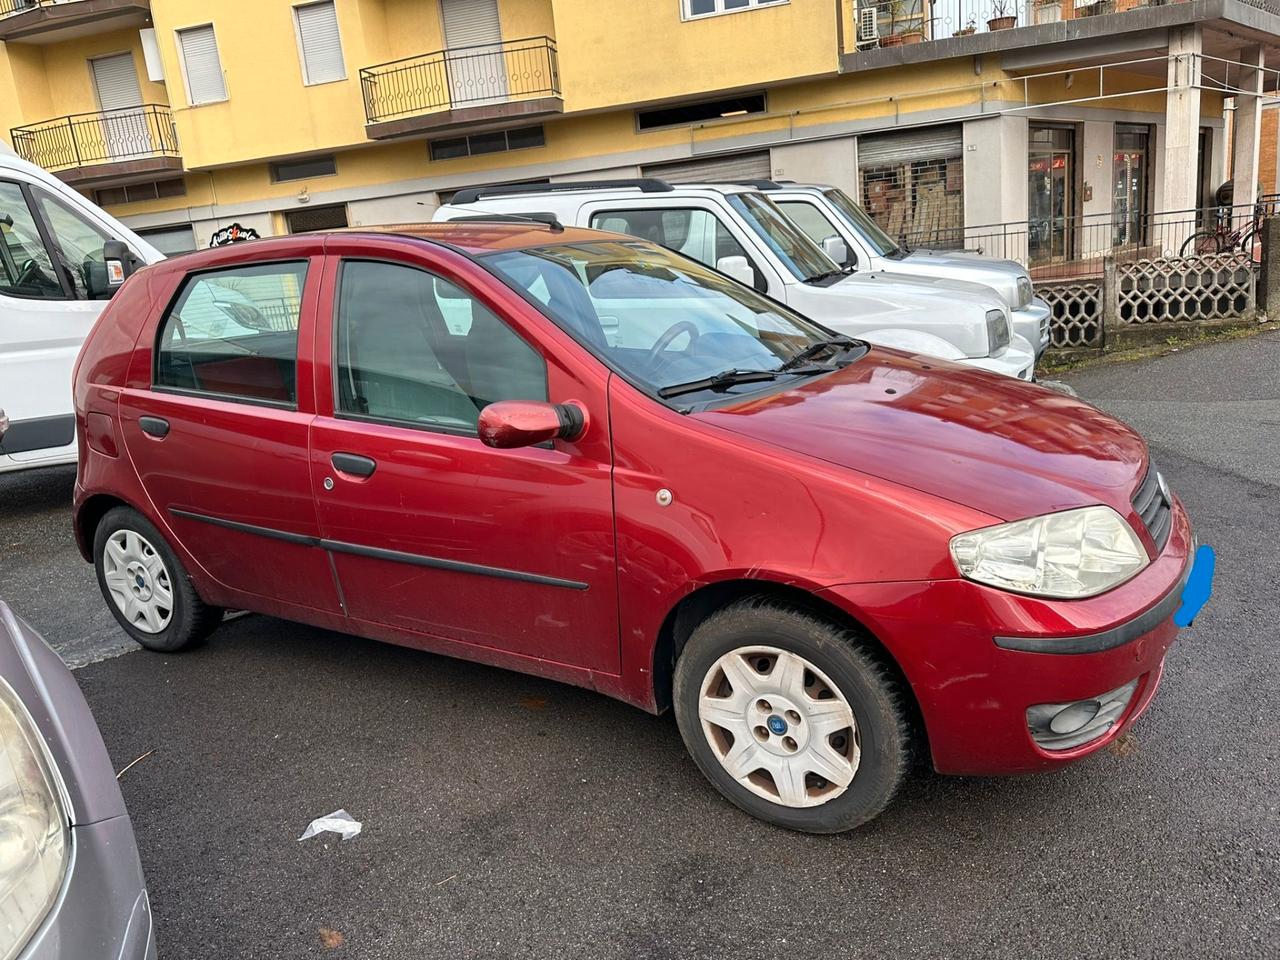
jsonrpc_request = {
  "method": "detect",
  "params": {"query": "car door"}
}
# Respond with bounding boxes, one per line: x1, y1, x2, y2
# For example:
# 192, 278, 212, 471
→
0, 177, 114, 465
118, 251, 343, 614
308, 236, 619, 674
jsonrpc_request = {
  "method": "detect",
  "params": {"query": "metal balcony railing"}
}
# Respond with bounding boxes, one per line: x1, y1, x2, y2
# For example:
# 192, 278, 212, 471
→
849, 0, 1192, 47
10, 105, 179, 173
0, 0, 50, 17
360, 36, 560, 125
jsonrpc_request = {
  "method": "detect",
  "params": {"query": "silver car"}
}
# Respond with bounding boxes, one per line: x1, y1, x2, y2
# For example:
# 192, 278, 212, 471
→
0, 601, 155, 959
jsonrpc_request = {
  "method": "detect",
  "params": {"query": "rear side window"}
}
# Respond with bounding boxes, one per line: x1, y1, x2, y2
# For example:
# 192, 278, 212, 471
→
0, 181, 65, 300
155, 261, 308, 407
589, 207, 753, 270
335, 260, 546, 435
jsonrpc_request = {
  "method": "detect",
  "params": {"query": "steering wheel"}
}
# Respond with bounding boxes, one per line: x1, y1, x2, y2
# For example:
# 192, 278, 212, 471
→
644, 320, 701, 372
15, 259, 45, 289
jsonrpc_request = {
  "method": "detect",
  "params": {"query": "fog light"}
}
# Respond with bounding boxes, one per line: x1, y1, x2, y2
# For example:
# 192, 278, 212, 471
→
1027, 679, 1139, 751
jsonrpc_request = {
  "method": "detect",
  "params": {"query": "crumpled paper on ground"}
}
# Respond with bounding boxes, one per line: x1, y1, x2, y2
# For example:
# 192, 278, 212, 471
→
297, 809, 362, 841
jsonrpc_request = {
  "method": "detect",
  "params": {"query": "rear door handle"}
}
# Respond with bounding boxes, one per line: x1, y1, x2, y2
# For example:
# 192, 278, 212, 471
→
331, 452, 376, 478
139, 416, 169, 438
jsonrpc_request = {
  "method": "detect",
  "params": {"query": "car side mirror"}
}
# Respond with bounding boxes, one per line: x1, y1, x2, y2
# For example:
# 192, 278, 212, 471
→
822, 236, 851, 268
478, 400, 586, 449
715, 254, 755, 288
85, 240, 138, 300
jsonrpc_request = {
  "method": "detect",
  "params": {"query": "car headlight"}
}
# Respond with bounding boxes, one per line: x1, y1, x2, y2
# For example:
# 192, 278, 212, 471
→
950, 505, 1149, 599
1016, 275, 1033, 308
0, 677, 69, 960
985, 309, 1011, 354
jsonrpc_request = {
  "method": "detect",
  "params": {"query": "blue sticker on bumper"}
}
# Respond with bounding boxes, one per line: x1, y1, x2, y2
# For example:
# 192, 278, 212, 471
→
1173, 544, 1215, 628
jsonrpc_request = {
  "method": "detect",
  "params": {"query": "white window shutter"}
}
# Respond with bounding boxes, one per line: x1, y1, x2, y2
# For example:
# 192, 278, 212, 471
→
295, 2, 346, 85
178, 25, 227, 105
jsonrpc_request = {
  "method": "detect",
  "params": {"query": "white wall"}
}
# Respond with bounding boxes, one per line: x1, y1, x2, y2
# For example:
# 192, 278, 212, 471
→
963, 114, 1028, 260
348, 191, 441, 226
1080, 120, 1114, 257
769, 138, 858, 195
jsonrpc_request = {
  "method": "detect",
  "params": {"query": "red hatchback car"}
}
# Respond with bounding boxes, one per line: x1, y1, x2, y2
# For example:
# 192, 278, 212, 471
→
73, 222, 1194, 832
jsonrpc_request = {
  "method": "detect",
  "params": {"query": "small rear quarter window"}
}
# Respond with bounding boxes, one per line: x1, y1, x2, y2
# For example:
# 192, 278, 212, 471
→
154, 261, 308, 406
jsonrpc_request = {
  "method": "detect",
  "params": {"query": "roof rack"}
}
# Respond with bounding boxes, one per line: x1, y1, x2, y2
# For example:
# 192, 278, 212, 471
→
723, 180, 787, 190
450, 178, 674, 205
449, 212, 565, 231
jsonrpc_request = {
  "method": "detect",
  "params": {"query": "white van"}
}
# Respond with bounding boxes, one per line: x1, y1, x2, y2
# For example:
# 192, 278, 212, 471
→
0, 147, 163, 474
741, 180, 1052, 357
435, 180, 1036, 380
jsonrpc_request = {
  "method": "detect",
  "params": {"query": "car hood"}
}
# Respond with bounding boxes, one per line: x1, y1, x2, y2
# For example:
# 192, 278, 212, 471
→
890, 249, 1027, 307
696, 347, 1148, 523
835, 270, 1006, 310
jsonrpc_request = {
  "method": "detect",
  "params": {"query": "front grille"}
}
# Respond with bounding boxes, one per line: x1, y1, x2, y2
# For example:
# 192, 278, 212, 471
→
1132, 464, 1173, 552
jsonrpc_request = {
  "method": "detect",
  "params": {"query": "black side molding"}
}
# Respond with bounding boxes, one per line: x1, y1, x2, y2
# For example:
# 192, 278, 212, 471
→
994, 556, 1193, 655
167, 508, 588, 590
0, 414, 74, 454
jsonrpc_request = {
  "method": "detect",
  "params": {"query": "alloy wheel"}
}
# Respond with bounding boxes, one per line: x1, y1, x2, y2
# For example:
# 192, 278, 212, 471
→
102, 529, 174, 634
698, 645, 860, 808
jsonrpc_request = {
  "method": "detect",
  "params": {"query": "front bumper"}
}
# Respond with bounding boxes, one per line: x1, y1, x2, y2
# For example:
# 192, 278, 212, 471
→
1011, 298, 1052, 358
820, 497, 1193, 775
958, 333, 1036, 381
1, 605, 156, 960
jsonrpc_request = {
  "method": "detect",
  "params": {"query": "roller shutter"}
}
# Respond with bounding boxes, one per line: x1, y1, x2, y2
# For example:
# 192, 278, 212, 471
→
856, 124, 963, 167
642, 151, 772, 184
441, 0, 503, 47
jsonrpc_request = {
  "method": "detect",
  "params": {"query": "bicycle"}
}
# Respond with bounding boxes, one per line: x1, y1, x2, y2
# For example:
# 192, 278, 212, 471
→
1180, 201, 1264, 258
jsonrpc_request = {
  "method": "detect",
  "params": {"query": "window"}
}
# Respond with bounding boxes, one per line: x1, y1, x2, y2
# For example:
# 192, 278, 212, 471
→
428, 125, 545, 161
636, 94, 766, 131
726, 193, 836, 282
776, 200, 842, 249
858, 124, 964, 249
682, 0, 786, 20
177, 25, 228, 105
589, 207, 756, 278
94, 178, 186, 207
336, 261, 546, 434
293, 1, 346, 85
155, 262, 308, 406
136, 225, 198, 256
270, 155, 337, 183
0, 181, 64, 300
34, 190, 116, 300
284, 204, 348, 233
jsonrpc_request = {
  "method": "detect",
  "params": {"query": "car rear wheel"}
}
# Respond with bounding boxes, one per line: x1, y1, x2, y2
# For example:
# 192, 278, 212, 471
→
673, 599, 912, 833
94, 506, 223, 652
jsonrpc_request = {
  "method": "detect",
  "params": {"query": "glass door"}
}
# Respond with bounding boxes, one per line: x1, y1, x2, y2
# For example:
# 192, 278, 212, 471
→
1112, 124, 1150, 250
1028, 125, 1075, 265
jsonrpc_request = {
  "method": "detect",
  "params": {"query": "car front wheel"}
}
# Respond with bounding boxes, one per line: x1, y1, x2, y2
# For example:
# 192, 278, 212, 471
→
673, 599, 912, 833
94, 506, 223, 652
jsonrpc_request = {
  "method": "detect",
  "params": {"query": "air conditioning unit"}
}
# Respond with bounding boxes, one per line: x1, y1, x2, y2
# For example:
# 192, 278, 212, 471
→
858, 5, 879, 43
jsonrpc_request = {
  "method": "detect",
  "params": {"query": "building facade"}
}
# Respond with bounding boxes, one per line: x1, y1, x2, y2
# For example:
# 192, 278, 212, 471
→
2, 0, 1277, 264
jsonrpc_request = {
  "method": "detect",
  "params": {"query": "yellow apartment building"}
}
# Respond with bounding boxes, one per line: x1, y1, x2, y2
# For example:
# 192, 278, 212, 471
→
1, 0, 1277, 263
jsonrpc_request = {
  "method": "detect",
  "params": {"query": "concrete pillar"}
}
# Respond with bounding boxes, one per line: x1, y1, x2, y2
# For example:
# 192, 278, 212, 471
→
1163, 24, 1202, 251
1231, 46, 1266, 230
962, 114, 1029, 262
770, 139, 859, 197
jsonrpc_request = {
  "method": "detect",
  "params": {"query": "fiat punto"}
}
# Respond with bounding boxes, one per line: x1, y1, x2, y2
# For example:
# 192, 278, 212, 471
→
73, 221, 1198, 833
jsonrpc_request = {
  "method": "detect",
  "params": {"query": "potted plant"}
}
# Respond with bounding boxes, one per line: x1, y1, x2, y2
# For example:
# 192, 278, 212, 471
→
987, 0, 1017, 29
1033, 0, 1062, 24
954, 16, 978, 35
1077, 0, 1116, 15
880, 0, 926, 45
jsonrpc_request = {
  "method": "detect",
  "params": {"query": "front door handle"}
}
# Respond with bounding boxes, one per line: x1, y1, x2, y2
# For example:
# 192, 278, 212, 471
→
331, 452, 376, 478
139, 416, 170, 438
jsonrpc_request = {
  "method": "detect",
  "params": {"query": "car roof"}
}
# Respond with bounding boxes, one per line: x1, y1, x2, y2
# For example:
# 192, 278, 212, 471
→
147, 221, 632, 275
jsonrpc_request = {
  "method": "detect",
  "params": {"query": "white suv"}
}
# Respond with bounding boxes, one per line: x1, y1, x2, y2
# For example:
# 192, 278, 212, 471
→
434, 180, 1036, 380
747, 180, 1051, 357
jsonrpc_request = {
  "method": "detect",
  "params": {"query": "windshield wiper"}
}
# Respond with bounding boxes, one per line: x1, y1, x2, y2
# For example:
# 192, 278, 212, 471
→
778, 337, 856, 371
658, 368, 778, 399
804, 269, 846, 284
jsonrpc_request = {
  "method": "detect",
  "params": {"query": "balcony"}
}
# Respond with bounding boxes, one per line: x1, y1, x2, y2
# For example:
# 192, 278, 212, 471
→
360, 36, 562, 141
0, 0, 151, 44
10, 105, 182, 187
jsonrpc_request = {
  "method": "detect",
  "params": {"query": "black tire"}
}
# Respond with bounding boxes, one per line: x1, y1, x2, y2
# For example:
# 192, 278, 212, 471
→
673, 598, 912, 834
1180, 231, 1220, 256
93, 506, 223, 652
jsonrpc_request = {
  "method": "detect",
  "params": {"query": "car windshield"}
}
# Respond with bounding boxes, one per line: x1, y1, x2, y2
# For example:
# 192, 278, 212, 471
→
483, 239, 859, 400
725, 193, 841, 282
822, 188, 903, 258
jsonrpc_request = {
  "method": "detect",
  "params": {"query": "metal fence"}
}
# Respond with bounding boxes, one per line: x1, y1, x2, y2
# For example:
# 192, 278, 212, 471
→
0, 0, 50, 17
10, 105, 179, 172
360, 36, 560, 125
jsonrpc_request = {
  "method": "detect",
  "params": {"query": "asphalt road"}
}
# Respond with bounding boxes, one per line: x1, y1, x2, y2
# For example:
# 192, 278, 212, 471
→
1, 330, 1277, 959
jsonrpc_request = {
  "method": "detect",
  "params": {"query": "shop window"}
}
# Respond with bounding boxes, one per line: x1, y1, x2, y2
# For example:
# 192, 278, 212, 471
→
429, 126, 545, 161
271, 155, 337, 182
636, 94, 767, 131
94, 178, 186, 207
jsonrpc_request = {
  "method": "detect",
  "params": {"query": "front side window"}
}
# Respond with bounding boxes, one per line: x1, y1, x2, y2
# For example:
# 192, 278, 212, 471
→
485, 240, 854, 402
776, 200, 843, 250
33, 191, 115, 299
335, 260, 546, 435
726, 193, 839, 282
0, 181, 63, 300
590, 207, 756, 276
156, 262, 308, 406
